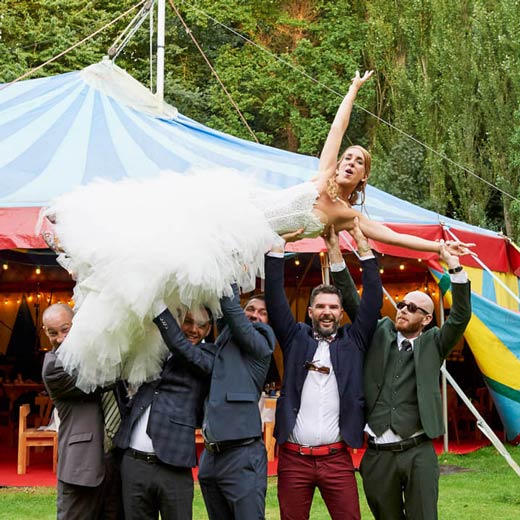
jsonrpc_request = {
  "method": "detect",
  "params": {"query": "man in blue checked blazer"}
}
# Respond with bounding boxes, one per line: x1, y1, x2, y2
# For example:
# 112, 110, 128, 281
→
115, 306, 217, 520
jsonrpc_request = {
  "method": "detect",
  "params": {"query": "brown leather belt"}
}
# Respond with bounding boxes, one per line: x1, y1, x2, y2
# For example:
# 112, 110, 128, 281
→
281, 441, 347, 456
367, 433, 428, 452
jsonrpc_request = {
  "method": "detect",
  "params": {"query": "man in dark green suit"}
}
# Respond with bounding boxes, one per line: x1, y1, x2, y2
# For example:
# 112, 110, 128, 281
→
329, 234, 471, 520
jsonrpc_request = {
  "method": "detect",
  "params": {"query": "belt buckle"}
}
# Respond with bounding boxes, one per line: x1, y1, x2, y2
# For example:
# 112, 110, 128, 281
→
207, 442, 219, 454
298, 444, 311, 456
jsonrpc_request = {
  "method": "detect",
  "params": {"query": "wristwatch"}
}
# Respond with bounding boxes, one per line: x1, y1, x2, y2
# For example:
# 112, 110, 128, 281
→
448, 266, 463, 274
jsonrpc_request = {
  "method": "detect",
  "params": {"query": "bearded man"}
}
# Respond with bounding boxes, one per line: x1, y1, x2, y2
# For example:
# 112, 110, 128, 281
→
264, 221, 382, 520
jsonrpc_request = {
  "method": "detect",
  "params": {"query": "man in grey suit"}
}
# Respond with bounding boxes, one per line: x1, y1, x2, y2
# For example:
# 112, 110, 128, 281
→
198, 285, 275, 520
114, 305, 216, 520
42, 303, 107, 519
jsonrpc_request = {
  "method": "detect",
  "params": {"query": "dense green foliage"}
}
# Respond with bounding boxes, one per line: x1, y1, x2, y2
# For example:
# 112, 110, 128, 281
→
1, 0, 519, 240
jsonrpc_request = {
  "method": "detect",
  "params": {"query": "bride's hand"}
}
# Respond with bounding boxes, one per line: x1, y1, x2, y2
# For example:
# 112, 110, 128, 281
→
351, 70, 374, 90
443, 240, 476, 257
281, 228, 305, 243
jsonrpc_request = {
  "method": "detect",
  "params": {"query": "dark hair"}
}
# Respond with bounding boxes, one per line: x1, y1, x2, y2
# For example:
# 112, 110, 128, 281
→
309, 285, 342, 307
244, 293, 265, 307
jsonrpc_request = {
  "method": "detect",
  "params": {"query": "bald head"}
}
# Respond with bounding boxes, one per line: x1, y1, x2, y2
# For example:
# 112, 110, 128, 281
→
405, 291, 434, 314
43, 303, 73, 350
395, 291, 434, 338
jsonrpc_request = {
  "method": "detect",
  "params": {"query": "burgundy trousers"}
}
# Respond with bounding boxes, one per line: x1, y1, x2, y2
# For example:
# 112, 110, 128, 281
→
277, 446, 361, 520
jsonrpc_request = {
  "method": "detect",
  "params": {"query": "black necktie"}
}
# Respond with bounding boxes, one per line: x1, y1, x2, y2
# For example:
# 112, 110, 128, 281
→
401, 339, 413, 352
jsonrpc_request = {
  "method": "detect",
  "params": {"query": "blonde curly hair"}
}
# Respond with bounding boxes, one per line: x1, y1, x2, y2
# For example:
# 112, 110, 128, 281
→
326, 145, 371, 206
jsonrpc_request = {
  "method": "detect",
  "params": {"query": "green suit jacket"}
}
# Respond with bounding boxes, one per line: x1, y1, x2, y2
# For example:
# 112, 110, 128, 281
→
332, 269, 471, 439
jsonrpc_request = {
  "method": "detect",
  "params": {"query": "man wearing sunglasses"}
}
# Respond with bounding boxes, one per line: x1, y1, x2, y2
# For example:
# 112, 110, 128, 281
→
328, 232, 471, 520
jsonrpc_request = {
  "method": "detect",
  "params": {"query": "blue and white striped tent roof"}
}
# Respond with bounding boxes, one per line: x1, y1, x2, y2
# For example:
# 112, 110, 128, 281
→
0, 59, 510, 256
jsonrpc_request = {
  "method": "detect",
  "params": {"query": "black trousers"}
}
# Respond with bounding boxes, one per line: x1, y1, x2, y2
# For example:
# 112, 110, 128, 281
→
121, 450, 193, 520
198, 439, 267, 520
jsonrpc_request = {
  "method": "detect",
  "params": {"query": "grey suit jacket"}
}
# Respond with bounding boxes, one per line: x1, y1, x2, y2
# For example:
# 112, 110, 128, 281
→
42, 350, 105, 487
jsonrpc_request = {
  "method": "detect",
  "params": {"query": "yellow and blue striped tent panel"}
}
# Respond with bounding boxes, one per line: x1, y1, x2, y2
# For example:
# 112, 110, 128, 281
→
430, 266, 520, 444
464, 266, 520, 312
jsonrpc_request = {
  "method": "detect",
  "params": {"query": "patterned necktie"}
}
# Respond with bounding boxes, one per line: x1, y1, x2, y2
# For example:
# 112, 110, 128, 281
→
101, 390, 121, 451
401, 339, 413, 352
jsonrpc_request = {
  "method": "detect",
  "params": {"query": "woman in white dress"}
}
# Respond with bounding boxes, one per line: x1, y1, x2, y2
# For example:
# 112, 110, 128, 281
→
46, 70, 469, 391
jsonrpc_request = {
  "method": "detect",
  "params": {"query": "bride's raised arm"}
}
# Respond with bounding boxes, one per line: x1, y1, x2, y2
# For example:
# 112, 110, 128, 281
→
316, 70, 374, 193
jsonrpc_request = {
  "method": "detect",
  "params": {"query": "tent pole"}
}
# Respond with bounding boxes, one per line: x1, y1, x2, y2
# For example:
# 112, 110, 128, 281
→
439, 294, 449, 452
156, 0, 165, 102
441, 365, 520, 477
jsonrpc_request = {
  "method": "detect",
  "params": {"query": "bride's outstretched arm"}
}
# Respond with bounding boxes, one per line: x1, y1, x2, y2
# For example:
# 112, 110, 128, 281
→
316, 70, 374, 192
332, 207, 472, 255
355, 214, 473, 255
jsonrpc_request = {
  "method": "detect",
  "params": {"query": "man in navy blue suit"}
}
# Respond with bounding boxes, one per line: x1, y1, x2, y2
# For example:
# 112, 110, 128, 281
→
265, 222, 383, 520
198, 285, 275, 520
115, 306, 216, 520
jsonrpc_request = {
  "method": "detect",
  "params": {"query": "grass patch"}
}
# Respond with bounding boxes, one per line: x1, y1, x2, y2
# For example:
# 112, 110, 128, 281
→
1, 447, 519, 519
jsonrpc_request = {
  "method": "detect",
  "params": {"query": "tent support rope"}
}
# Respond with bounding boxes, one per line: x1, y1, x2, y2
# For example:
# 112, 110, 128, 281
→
445, 228, 520, 304
0, 1, 147, 92
168, 0, 259, 143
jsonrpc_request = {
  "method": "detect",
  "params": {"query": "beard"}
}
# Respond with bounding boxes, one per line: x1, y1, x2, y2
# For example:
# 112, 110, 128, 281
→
312, 316, 339, 337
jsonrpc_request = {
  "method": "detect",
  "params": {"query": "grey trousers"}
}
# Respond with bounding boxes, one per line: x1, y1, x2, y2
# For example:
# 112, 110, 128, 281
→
57, 479, 104, 520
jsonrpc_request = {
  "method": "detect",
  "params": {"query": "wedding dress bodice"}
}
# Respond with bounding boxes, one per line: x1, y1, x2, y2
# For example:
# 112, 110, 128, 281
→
253, 181, 324, 238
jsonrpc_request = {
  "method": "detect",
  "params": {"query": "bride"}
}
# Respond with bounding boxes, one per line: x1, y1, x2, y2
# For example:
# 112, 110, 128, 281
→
46, 70, 469, 391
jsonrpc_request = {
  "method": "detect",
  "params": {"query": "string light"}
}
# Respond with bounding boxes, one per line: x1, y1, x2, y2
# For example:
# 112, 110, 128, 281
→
35, 266, 41, 275
294, 258, 300, 266
2, 263, 8, 270
417, 259, 422, 263
379, 268, 384, 274
399, 264, 405, 271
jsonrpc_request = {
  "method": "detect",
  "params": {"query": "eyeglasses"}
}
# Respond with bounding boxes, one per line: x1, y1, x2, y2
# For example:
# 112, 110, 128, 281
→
396, 301, 430, 315
304, 361, 330, 375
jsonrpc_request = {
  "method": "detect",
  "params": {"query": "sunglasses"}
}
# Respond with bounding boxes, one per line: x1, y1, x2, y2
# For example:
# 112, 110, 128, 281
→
396, 301, 430, 315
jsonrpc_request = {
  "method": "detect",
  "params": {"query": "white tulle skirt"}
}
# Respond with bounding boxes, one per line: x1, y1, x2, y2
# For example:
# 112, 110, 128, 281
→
47, 169, 287, 392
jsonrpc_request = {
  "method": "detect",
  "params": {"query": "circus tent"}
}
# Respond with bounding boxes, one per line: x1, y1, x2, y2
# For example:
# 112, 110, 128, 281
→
0, 59, 519, 442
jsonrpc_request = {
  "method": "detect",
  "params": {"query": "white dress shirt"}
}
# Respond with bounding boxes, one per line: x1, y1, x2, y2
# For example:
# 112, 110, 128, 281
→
288, 338, 342, 446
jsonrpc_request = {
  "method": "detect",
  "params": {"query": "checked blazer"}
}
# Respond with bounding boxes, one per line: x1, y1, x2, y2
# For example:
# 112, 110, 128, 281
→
264, 255, 383, 449
114, 308, 216, 468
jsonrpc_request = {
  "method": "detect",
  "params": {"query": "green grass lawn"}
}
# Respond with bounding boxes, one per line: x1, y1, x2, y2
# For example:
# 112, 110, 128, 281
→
1, 447, 519, 519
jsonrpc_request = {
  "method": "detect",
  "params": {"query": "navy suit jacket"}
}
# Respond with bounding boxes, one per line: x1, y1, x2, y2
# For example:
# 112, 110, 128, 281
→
115, 309, 216, 468
264, 255, 382, 448
204, 285, 275, 442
